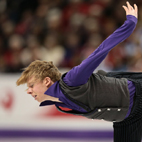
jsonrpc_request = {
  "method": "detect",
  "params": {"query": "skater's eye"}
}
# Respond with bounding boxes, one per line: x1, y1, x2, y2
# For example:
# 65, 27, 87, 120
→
30, 84, 34, 88
28, 83, 34, 88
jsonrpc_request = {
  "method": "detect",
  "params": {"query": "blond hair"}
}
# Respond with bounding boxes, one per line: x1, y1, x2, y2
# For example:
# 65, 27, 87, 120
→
16, 60, 62, 86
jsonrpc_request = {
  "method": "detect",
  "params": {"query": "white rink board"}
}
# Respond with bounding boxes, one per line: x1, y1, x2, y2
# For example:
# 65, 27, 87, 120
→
0, 73, 113, 131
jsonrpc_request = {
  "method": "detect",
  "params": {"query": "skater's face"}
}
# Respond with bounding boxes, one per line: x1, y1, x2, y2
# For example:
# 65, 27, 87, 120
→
26, 76, 54, 102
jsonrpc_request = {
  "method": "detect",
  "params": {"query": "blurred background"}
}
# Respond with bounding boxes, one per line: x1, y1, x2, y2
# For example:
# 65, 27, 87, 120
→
0, 0, 142, 142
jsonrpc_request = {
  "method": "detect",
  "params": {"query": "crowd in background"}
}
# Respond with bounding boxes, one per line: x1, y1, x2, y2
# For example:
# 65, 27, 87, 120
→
0, 0, 142, 73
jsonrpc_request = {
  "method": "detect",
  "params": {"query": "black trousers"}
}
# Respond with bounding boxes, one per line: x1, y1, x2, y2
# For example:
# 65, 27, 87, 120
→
106, 71, 142, 142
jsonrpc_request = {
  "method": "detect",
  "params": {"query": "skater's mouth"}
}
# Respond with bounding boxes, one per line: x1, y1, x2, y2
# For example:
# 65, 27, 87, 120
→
33, 95, 37, 99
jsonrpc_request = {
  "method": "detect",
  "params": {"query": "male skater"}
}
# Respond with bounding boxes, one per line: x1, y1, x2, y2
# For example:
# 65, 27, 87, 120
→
17, 2, 139, 142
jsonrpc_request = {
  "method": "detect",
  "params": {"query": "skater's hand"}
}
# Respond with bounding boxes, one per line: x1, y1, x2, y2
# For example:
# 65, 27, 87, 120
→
122, 1, 138, 18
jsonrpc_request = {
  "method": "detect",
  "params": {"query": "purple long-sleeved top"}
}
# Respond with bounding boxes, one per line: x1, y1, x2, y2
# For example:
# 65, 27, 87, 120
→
40, 15, 137, 118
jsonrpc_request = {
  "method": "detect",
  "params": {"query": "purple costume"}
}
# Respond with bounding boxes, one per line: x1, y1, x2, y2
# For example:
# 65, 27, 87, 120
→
40, 15, 137, 119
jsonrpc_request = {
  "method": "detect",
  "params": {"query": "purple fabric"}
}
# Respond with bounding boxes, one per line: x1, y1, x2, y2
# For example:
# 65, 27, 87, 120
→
125, 80, 136, 118
40, 81, 87, 112
40, 15, 137, 118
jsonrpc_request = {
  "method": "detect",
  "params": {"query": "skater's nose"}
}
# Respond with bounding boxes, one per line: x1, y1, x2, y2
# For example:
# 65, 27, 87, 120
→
27, 87, 32, 94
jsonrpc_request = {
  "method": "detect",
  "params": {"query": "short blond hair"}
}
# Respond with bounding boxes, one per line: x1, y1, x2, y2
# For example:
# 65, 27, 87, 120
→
16, 60, 62, 86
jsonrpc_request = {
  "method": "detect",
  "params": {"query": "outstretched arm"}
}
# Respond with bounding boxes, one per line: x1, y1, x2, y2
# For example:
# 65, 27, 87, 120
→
63, 2, 138, 86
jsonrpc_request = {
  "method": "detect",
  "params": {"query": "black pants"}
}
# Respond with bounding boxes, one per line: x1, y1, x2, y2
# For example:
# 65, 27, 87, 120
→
107, 71, 142, 142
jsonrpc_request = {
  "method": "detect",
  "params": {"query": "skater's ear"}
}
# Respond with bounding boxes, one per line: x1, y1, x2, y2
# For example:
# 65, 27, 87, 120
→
43, 77, 54, 87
